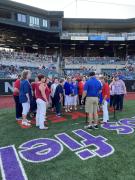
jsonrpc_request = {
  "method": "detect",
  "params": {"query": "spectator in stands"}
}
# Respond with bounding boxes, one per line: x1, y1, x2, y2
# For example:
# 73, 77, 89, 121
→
13, 74, 22, 121
82, 72, 102, 129
19, 70, 32, 127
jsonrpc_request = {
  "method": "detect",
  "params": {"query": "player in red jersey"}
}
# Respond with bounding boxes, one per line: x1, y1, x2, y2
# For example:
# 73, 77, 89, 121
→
13, 74, 22, 121
35, 74, 48, 130
100, 77, 110, 123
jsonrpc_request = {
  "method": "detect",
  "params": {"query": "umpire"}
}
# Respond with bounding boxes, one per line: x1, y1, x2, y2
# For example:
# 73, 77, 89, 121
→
82, 72, 102, 129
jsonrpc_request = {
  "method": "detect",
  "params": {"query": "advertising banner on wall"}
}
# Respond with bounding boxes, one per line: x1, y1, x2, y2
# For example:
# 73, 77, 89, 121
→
71, 36, 88, 40
0, 79, 15, 96
0, 79, 135, 96
107, 36, 125, 41
88, 35, 107, 41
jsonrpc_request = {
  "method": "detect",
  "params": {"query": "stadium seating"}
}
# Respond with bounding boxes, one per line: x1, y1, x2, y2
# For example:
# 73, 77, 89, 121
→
63, 56, 135, 80
0, 50, 135, 80
64, 57, 125, 65
0, 64, 60, 79
0, 50, 58, 68
101, 69, 135, 80
0, 50, 59, 78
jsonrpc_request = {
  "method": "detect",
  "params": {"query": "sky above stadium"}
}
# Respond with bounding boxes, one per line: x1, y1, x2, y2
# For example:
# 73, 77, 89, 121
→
11, 0, 135, 19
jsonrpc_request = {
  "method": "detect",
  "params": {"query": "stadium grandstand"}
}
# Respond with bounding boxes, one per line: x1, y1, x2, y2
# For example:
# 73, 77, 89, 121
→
0, 0, 135, 80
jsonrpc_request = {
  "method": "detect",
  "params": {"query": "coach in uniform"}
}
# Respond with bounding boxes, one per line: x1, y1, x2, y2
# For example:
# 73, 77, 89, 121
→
82, 72, 102, 129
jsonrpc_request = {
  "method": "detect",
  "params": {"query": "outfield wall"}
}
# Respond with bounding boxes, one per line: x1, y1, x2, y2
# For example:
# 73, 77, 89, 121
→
0, 79, 135, 96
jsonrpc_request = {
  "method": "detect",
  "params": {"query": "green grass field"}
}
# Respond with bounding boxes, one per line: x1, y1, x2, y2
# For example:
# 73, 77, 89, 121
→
0, 100, 135, 180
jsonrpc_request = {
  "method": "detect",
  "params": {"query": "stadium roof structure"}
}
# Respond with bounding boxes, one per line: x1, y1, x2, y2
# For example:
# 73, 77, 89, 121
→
0, 0, 64, 17
0, 0, 135, 52
0, 0, 135, 29
63, 18, 135, 31
0, 23, 62, 50
0, 0, 64, 50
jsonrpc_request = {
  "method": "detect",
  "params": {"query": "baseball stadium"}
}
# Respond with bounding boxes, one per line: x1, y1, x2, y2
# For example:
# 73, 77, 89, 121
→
0, 0, 135, 180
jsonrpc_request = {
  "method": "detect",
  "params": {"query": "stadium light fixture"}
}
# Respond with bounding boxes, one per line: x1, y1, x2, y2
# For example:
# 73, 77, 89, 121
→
0, 39, 5, 42
32, 44, 38, 46
118, 47, 123, 49
54, 47, 59, 49
10, 36, 16, 39
7, 40, 13, 42
100, 47, 104, 49
87, 47, 91, 49
26, 38, 32, 41
120, 44, 126, 46
104, 44, 109, 46
89, 44, 94, 46
45, 46, 50, 49
32, 47, 38, 49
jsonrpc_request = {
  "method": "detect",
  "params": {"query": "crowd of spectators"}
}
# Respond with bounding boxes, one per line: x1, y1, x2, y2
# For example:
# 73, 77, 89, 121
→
106, 59, 135, 80
0, 49, 58, 78
64, 57, 124, 65
0, 49, 135, 80
0, 50, 57, 68
0, 64, 58, 79
102, 69, 135, 80
64, 56, 135, 80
